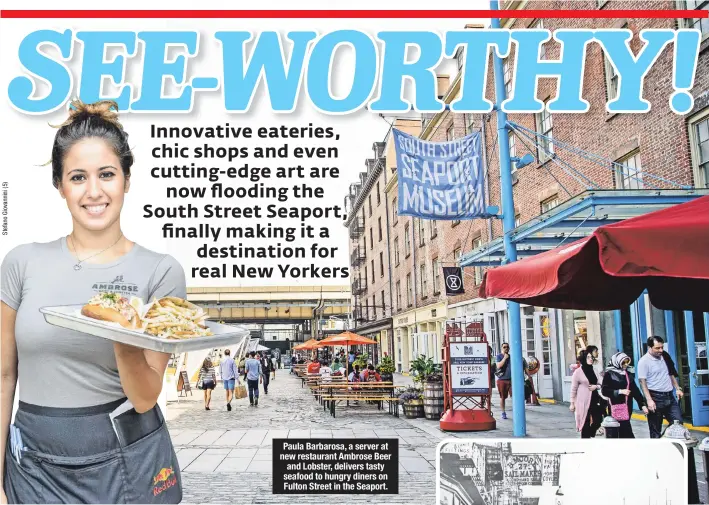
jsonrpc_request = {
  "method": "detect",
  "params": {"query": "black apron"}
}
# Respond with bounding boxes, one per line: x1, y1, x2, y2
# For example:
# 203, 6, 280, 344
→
4, 398, 182, 504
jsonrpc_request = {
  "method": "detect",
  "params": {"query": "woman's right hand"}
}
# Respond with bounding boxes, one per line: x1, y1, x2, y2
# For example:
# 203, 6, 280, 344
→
619, 389, 631, 396
569, 404, 575, 412
1, 489, 8, 504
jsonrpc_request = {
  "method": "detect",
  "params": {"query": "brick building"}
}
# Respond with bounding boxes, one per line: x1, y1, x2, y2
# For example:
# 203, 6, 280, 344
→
347, 1, 709, 406
344, 141, 394, 364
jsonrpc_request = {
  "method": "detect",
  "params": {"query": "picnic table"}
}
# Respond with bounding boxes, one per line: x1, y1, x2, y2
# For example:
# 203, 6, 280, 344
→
317, 382, 402, 418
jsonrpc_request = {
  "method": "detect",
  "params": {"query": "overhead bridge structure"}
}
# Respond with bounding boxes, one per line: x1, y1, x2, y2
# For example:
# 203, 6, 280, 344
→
185, 285, 351, 338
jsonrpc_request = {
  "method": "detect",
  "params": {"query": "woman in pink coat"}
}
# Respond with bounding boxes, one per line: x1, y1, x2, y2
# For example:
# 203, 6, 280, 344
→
570, 349, 605, 438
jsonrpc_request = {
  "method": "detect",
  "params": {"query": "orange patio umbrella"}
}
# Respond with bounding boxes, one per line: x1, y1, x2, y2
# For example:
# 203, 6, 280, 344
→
293, 338, 318, 350
318, 331, 377, 346
299, 339, 324, 350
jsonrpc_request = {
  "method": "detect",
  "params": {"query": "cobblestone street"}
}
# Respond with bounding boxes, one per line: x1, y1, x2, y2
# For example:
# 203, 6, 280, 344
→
167, 371, 707, 504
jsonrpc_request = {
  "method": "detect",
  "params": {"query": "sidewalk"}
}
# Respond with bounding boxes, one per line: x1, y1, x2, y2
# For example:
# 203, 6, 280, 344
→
166, 372, 707, 504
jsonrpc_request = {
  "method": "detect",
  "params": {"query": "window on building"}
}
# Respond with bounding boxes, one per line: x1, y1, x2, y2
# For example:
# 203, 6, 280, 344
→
454, 247, 462, 263
404, 224, 411, 257
380, 251, 384, 277
455, 46, 465, 70
432, 258, 440, 293
378, 217, 383, 242
536, 102, 554, 162
364, 266, 368, 288
515, 214, 521, 227
509, 133, 517, 173
368, 195, 372, 216
690, 112, 709, 188
406, 273, 413, 306
472, 236, 483, 285
597, 0, 609, 7
446, 124, 455, 141
503, 57, 513, 98
541, 195, 559, 213
420, 264, 428, 296
372, 294, 377, 319
617, 151, 643, 190
419, 219, 426, 246
371, 260, 375, 283
396, 281, 402, 310
466, 114, 476, 134
394, 238, 400, 265
392, 197, 398, 224
534, 19, 547, 60
381, 289, 385, 316
686, 1, 709, 37
369, 228, 374, 248
430, 220, 438, 238
376, 182, 381, 205
604, 55, 619, 102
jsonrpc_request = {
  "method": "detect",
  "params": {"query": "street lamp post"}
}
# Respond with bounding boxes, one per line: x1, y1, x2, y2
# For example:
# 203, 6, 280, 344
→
490, 0, 527, 437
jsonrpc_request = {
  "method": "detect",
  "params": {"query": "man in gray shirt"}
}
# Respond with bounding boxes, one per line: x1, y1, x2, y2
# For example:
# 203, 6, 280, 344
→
638, 336, 684, 438
244, 351, 263, 407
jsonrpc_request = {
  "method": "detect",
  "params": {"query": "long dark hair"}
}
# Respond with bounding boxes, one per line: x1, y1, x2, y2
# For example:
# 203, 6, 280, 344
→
50, 99, 133, 188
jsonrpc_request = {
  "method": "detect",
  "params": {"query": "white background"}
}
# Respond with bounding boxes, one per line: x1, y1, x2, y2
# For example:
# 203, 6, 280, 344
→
0, 1, 488, 287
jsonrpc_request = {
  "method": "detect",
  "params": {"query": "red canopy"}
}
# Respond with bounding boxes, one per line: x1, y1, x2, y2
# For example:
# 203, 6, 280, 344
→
479, 195, 709, 312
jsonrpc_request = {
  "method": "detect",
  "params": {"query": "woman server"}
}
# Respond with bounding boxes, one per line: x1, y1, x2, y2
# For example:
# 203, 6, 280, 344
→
1, 100, 185, 503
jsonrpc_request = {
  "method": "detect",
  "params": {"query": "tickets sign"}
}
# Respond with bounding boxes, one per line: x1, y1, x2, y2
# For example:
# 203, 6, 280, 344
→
449, 342, 490, 394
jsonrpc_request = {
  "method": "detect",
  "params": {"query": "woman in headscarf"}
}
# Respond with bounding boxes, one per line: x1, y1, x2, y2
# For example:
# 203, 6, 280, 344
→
601, 352, 648, 438
570, 349, 605, 438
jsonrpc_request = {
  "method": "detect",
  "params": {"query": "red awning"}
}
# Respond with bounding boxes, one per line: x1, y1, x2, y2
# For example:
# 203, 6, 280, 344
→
479, 195, 709, 311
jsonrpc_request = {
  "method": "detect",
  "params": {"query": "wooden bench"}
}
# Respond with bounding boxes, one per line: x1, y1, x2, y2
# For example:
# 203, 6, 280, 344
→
318, 383, 399, 418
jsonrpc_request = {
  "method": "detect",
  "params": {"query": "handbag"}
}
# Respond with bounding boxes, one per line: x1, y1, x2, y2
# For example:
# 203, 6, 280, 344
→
610, 371, 630, 421
234, 383, 247, 399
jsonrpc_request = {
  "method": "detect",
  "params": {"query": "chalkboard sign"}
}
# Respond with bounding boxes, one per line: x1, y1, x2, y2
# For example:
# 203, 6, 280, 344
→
178, 371, 192, 396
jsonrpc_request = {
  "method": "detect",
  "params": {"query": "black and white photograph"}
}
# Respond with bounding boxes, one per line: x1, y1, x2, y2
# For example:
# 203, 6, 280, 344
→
437, 439, 687, 505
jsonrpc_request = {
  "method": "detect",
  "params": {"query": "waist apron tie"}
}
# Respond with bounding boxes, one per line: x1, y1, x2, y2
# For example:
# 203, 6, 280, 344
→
4, 398, 182, 504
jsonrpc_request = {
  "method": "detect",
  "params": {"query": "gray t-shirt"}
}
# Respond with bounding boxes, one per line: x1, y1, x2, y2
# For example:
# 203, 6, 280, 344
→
637, 352, 673, 393
1, 237, 186, 408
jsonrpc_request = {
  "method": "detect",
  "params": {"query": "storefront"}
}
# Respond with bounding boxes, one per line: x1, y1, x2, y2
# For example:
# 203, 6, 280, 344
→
393, 301, 447, 373
459, 190, 709, 424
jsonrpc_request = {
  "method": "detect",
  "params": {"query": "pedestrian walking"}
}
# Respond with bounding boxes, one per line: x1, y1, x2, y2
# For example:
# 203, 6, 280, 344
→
220, 349, 237, 411
198, 358, 217, 411
638, 336, 684, 438
244, 351, 262, 407
271, 354, 277, 380
601, 352, 648, 438
570, 349, 605, 438
260, 352, 272, 394
495, 343, 513, 420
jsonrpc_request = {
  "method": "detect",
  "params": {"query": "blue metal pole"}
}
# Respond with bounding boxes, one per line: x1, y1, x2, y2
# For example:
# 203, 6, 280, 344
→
613, 310, 623, 353
664, 311, 677, 364
490, 0, 525, 437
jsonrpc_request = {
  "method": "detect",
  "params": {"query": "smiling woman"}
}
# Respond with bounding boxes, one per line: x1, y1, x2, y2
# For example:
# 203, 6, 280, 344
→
0, 100, 185, 504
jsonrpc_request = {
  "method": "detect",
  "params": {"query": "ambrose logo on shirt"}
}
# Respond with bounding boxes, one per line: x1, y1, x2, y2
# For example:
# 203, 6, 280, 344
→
92, 275, 139, 293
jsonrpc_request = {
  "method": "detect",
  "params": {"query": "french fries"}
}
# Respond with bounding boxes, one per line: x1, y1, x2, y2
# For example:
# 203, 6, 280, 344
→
141, 296, 213, 340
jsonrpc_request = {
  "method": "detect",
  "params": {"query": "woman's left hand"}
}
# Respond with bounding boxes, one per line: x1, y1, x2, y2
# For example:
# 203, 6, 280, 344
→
588, 384, 598, 391
642, 406, 649, 414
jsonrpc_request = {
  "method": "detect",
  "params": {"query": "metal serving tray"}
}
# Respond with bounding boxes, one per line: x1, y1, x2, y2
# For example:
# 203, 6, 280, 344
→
40, 305, 250, 353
